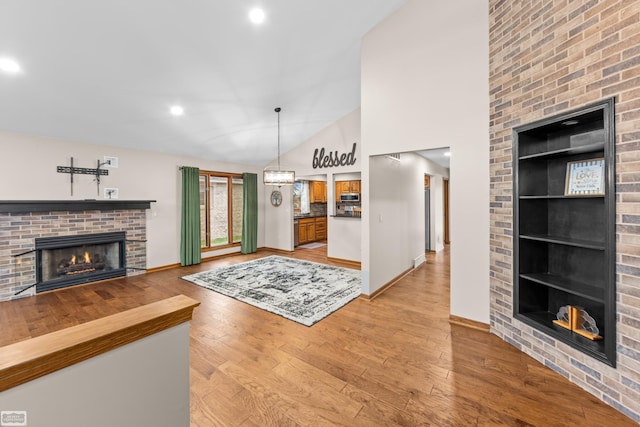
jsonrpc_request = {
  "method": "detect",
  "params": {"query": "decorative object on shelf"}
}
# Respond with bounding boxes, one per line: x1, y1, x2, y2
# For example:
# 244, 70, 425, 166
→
553, 305, 602, 340
270, 190, 283, 207
57, 156, 111, 196
565, 158, 605, 196
263, 107, 295, 185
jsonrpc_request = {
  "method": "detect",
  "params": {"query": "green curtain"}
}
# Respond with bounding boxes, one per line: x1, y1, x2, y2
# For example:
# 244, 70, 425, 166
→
180, 166, 201, 266
241, 172, 258, 254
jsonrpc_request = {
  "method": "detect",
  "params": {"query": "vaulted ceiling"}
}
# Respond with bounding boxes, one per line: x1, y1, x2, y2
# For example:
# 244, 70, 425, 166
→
0, 0, 406, 165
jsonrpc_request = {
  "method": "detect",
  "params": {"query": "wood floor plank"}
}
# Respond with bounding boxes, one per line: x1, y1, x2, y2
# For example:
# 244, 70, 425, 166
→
342, 384, 424, 427
0, 246, 637, 426
405, 394, 480, 426
190, 368, 251, 427
219, 359, 356, 427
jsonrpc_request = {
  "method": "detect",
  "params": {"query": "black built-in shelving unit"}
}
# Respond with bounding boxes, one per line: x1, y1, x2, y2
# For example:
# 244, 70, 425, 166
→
513, 98, 616, 366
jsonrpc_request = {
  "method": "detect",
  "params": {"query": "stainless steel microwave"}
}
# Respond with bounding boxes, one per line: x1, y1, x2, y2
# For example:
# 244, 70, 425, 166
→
340, 193, 360, 202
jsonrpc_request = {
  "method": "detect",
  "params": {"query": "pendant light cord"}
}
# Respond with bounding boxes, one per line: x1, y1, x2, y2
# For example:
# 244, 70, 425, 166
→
275, 107, 281, 171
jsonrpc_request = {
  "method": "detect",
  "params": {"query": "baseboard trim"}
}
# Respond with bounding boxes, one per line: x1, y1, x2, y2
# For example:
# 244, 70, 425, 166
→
148, 247, 271, 273
362, 266, 413, 301
449, 315, 490, 332
146, 263, 181, 273
146, 248, 359, 274
261, 247, 294, 255
327, 257, 361, 269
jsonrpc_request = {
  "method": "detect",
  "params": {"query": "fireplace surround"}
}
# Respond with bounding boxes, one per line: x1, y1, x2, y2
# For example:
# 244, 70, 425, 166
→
0, 200, 154, 301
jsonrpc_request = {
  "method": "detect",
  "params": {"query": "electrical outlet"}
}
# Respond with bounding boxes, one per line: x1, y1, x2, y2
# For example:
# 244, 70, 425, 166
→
104, 188, 119, 199
103, 156, 118, 168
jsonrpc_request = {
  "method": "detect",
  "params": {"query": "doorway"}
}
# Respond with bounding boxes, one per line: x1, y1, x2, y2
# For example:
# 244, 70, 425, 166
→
424, 174, 431, 252
444, 178, 450, 244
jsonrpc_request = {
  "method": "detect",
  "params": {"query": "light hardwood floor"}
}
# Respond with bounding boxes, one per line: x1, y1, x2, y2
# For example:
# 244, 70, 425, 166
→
0, 245, 635, 426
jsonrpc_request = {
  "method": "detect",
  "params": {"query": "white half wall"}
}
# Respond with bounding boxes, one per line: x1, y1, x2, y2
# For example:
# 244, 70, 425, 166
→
330, 171, 362, 261
0, 323, 191, 427
361, 0, 490, 321
0, 131, 265, 268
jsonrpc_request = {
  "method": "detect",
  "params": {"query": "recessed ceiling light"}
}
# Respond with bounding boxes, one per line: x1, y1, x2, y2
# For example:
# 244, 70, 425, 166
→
444, 152, 451, 157
249, 8, 265, 24
562, 120, 579, 126
170, 105, 184, 116
0, 57, 21, 74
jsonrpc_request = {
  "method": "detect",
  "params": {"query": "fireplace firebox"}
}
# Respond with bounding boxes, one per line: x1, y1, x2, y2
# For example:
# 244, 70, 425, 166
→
35, 232, 127, 292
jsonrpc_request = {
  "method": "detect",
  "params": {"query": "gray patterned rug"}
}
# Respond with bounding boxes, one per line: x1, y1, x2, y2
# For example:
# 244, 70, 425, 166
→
182, 256, 361, 326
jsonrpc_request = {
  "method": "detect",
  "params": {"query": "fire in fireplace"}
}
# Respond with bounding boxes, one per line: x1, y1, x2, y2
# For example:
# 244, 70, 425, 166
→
36, 232, 127, 292
52, 247, 108, 276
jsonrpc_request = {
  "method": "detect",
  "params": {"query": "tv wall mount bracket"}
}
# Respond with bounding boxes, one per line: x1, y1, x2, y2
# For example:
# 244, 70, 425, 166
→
57, 156, 110, 196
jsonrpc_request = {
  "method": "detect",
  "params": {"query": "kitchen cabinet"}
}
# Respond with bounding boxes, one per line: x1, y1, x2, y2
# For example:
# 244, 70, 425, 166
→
315, 217, 327, 240
297, 216, 327, 244
335, 180, 361, 201
309, 181, 327, 203
298, 218, 315, 244
513, 98, 615, 366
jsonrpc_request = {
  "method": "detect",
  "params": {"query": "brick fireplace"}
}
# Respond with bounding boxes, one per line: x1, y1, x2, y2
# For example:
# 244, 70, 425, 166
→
0, 200, 154, 301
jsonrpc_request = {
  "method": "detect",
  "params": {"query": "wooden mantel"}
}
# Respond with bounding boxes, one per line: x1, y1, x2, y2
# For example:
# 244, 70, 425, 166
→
0, 295, 200, 392
0, 200, 156, 213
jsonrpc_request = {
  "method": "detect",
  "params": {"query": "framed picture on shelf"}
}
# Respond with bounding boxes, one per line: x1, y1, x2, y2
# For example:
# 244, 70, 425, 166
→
565, 158, 605, 196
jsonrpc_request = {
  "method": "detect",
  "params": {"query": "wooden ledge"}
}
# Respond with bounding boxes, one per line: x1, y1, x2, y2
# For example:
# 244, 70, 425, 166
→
0, 199, 155, 213
0, 295, 200, 392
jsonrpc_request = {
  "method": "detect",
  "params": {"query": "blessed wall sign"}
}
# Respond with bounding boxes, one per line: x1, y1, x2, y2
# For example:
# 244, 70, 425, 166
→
312, 142, 357, 169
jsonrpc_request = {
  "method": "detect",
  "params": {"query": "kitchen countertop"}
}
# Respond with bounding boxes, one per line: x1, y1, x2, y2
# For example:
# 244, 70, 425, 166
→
294, 214, 327, 220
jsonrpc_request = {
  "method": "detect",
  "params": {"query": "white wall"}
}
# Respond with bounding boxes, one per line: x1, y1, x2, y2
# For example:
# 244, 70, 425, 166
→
367, 152, 447, 290
369, 154, 423, 287
0, 131, 265, 268
273, 108, 361, 175
264, 184, 294, 251
0, 323, 191, 427
361, 0, 490, 321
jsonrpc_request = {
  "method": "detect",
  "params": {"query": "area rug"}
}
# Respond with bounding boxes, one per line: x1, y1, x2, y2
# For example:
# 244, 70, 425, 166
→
297, 242, 327, 249
181, 256, 361, 326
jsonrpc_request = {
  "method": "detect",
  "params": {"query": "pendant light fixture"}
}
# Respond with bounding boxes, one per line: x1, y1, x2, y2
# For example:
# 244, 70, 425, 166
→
263, 107, 295, 185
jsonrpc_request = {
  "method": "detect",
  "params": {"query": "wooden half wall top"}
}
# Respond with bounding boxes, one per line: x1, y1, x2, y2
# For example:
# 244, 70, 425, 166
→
0, 295, 200, 392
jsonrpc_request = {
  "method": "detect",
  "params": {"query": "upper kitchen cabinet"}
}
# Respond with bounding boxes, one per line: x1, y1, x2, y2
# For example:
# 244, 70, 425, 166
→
309, 181, 327, 203
335, 180, 361, 201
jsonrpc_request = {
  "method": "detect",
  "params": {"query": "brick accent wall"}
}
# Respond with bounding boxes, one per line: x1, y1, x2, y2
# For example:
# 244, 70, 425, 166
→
0, 209, 147, 301
489, 0, 640, 422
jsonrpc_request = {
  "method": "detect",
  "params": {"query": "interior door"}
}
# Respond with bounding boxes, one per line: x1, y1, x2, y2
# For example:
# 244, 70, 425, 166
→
425, 188, 430, 252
